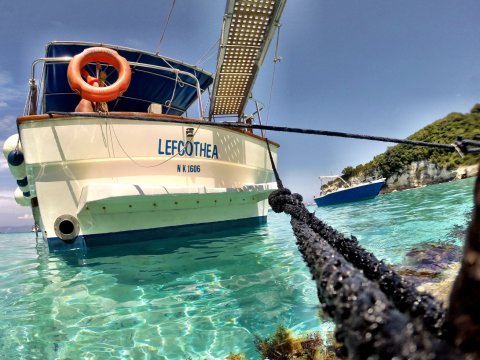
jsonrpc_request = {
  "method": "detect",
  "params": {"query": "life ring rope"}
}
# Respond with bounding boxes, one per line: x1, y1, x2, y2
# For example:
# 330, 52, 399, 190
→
67, 47, 131, 103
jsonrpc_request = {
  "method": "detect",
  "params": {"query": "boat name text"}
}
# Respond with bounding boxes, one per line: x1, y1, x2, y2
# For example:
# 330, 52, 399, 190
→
158, 139, 218, 159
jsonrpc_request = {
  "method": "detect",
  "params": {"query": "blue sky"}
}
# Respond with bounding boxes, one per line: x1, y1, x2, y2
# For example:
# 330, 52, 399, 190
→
1, 0, 479, 226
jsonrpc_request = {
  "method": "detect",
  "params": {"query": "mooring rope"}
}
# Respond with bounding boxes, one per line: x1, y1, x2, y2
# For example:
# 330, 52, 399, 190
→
47, 112, 480, 155
268, 168, 480, 357
269, 188, 446, 332
265, 136, 480, 358
289, 215, 463, 359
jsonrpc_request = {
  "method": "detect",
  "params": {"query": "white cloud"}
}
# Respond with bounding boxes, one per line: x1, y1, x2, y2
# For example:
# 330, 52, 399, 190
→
0, 71, 26, 138
0, 190, 17, 208
0, 140, 8, 172
0, 70, 25, 108
17, 213, 33, 220
0, 114, 15, 125
0, 189, 15, 199
0, 71, 12, 86
0, 157, 8, 172
0, 89, 24, 107
0, 189, 31, 226
0, 115, 16, 134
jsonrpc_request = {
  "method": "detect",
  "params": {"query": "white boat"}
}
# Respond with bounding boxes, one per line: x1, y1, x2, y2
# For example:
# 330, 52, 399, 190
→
2, 0, 286, 252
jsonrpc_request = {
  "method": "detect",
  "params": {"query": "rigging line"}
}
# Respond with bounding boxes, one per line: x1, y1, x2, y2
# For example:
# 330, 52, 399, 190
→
165, 71, 184, 114
195, 38, 220, 66
23, 85, 31, 116
266, 23, 282, 129
49, 112, 475, 153
110, 120, 179, 168
108, 118, 203, 169
107, 120, 116, 157
100, 120, 111, 157
265, 138, 283, 189
156, 0, 177, 55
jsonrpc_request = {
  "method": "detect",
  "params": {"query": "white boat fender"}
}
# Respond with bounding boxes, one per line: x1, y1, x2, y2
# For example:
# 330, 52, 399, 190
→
2, 134, 22, 158
14, 187, 30, 207
54, 215, 80, 242
3, 134, 27, 180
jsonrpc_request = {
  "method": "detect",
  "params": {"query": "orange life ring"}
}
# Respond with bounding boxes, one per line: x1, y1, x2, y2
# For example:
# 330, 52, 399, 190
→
67, 47, 131, 102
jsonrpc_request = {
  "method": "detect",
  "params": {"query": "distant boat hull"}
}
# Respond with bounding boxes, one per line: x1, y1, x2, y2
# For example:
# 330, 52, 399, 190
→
314, 179, 385, 207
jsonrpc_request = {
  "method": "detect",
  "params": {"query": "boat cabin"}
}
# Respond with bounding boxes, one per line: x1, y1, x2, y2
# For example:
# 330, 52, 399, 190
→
31, 41, 214, 117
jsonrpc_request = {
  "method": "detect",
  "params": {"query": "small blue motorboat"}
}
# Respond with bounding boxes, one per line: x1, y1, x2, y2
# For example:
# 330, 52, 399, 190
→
314, 176, 386, 207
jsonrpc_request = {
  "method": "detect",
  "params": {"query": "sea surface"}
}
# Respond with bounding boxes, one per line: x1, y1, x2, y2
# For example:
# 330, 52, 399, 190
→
0, 177, 475, 359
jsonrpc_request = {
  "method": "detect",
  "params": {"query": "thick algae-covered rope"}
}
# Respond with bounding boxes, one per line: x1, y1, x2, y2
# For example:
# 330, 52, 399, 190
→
269, 188, 447, 337
289, 215, 462, 359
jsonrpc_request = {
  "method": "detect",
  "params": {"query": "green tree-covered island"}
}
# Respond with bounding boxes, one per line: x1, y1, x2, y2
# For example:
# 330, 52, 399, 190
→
326, 105, 479, 193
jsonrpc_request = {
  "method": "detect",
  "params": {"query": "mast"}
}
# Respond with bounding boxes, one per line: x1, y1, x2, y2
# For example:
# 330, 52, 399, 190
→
209, 0, 287, 120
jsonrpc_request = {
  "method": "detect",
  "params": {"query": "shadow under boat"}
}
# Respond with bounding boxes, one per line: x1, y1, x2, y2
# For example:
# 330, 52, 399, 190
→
53, 218, 269, 263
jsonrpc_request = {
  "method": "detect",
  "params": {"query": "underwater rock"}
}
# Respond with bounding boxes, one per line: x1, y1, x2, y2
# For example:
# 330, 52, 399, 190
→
397, 212, 471, 302
394, 242, 462, 286
448, 225, 467, 242
405, 243, 462, 268
396, 267, 441, 283
417, 263, 460, 304
447, 210, 472, 241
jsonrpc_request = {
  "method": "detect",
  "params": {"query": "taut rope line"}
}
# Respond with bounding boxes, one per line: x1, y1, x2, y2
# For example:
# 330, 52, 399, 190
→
47, 112, 480, 154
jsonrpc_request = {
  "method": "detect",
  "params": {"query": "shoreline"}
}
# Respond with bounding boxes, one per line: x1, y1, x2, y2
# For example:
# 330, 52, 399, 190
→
321, 162, 478, 195
381, 162, 478, 193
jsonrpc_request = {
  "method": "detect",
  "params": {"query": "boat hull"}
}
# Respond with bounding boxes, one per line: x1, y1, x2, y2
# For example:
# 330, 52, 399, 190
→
314, 180, 385, 207
47, 215, 267, 252
17, 114, 278, 251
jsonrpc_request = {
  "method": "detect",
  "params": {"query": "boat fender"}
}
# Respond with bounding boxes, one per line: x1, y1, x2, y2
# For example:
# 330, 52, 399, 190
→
16, 176, 29, 192
17, 176, 28, 191
14, 187, 30, 207
54, 215, 80, 243
67, 47, 131, 103
7, 150, 24, 166
3, 134, 27, 180
16, 176, 28, 187
2, 134, 22, 159
6, 150, 27, 180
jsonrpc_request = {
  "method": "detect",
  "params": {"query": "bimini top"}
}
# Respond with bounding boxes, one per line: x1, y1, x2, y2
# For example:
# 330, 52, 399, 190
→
42, 41, 214, 116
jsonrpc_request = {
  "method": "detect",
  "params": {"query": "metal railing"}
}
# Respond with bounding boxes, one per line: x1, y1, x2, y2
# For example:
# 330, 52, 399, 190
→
28, 57, 205, 118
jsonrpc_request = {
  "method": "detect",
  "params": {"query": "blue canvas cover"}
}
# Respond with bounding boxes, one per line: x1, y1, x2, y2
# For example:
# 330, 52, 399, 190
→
43, 42, 214, 116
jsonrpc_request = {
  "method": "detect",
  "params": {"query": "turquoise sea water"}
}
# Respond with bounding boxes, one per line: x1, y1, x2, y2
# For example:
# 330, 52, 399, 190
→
0, 177, 475, 359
